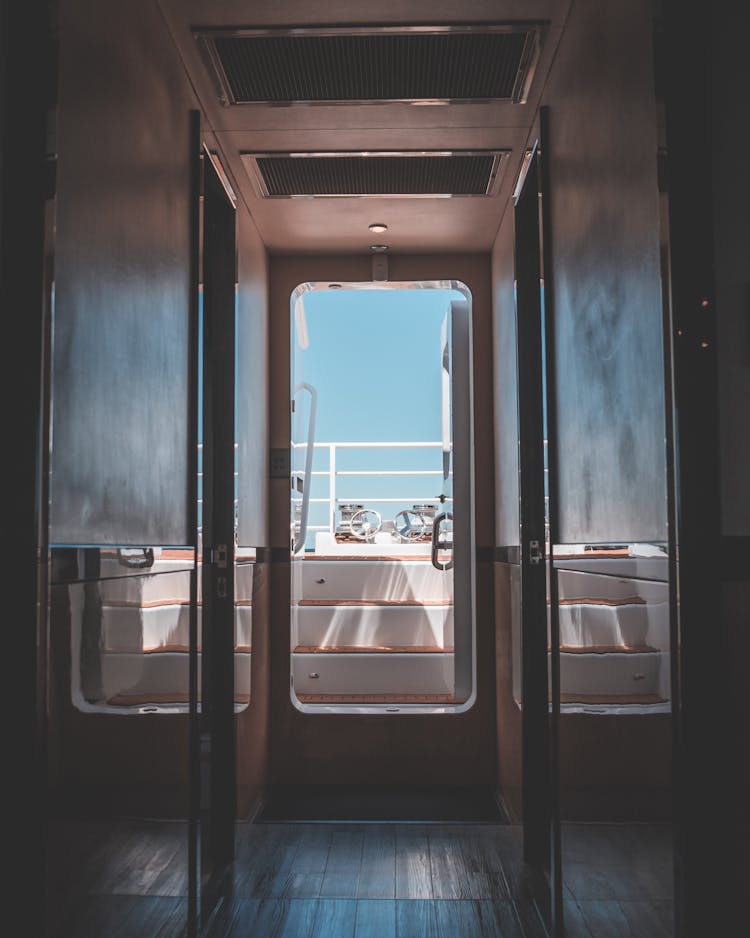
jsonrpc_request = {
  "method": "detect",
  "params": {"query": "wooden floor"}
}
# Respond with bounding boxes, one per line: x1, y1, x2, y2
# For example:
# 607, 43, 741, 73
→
45, 819, 674, 937
46, 818, 189, 937
560, 822, 674, 938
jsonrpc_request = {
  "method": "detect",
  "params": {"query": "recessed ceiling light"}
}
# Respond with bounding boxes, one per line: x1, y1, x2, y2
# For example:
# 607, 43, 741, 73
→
368, 223, 388, 233
328, 283, 343, 289
370, 244, 388, 253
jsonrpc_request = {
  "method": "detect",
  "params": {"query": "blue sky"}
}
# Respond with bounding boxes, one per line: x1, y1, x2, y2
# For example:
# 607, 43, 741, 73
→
292, 286, 462, 537
295, 287, 457, 442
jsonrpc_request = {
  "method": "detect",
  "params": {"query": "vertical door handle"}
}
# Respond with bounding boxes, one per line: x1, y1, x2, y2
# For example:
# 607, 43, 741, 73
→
432, 512, 454, 571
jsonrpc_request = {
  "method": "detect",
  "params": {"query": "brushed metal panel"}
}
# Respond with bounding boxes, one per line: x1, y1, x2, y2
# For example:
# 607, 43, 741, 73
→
50, 1, 198, 545
492, 210, 520, 546
236, 208, 269, 548
544, 2, 667, 544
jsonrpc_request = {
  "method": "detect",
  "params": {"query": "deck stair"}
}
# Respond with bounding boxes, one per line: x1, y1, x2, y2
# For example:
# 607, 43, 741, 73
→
553, 569, 670, 712
82, 555, 252, 710
292, 555, 455, 704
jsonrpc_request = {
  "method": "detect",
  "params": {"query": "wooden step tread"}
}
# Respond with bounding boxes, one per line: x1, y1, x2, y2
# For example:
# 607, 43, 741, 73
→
296, 693, 457, 704
106, 692, 251, 706
556, 644, 658, 655
103, 644, 251, 654
101, 549, 258, 561
297, 598, 451, 607
555, 549, 631, 558
101, 599, 252, 608
558, 693, 668, 705
555, 596, 646, 606
303, 555, 433, 562
293, 644, 453, 655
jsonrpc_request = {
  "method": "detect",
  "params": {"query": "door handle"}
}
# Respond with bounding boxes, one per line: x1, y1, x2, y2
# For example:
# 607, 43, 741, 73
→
431, 511, 454, 571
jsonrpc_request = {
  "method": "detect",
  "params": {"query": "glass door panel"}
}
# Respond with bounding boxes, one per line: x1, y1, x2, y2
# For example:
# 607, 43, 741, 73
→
289, 283, 475, 714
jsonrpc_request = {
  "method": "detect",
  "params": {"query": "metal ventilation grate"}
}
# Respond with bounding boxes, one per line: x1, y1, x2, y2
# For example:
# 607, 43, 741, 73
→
241, 151, 508, 198
196, 25, 540, 105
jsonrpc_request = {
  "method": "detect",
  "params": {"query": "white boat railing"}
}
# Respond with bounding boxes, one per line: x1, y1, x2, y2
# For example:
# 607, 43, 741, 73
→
291, 440, 453, 542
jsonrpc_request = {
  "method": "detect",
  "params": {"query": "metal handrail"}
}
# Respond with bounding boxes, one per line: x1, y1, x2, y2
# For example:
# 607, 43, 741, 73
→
292, 383, 318, 554
290, 440, 453, 545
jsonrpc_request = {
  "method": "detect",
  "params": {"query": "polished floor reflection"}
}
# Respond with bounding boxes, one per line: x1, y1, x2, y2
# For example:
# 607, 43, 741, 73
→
46, 819, 188, 937
45, 818, 674, 936
46, 819, 550, 938
205, 821, 549, 938
562, 822, 673, 938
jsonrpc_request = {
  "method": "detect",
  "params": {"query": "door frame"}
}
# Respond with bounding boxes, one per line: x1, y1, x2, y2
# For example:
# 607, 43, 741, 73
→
286, 280, 477, 716
513, 107, 563, 933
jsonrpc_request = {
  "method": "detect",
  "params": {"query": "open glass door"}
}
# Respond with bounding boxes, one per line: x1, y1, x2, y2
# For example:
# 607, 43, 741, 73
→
513, 137, 556, 932
289, 283, 475, 714
197, 144, 238, 928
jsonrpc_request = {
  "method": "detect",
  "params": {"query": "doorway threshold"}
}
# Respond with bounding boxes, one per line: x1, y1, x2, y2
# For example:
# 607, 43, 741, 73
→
255, 784, 509, 824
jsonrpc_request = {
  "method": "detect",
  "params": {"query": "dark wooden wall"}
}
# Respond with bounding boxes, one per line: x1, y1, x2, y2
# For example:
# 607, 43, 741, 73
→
267, 253, 498, 786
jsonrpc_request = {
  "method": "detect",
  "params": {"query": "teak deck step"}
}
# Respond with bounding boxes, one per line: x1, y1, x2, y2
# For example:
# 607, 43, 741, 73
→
303, 555, 434, 562
101, 598, 252, 607
106, 692, 251, 706
556, 597, 646, 606
556, 644, 657, 655
103, 644, 252, 654
558, 693, 668, 705
293, 644, 453, 654
296, 693, 457, 704
297, 598, 450, 607
554, 549, 631, 558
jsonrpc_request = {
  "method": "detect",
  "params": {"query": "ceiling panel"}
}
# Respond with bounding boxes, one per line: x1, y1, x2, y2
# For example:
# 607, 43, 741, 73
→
195, 25, 538, 105
156, 1, 570, 252
242, 151, 509, 198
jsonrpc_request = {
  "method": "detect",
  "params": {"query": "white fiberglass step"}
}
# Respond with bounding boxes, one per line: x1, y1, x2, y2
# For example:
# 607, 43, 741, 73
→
292, 651, 453, 696
99, 553, 192, 576
101, 650, 251, 701
557, 602, 659, 649
100, 603, 252, 652
295, 559, 452, 603
99, 568, 191, 605
558, 569, 668, 603
100, 602, 190, 651
294, 603, 453, 649
98, 561, 254, 604
558, 649, 662, 696
555, 556, 668, 581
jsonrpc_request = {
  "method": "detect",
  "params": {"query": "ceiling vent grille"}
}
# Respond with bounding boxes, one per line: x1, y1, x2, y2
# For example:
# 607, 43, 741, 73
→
196, 25, 541, 105
241, 151, 509, 198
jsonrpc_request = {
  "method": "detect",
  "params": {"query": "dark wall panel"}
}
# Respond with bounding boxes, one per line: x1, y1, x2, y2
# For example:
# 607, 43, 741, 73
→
712, 10, 750, 535
50, 0, 199, 545
267, 253, 497, 785
544, 0, 667, 544
236, 206, 269, 548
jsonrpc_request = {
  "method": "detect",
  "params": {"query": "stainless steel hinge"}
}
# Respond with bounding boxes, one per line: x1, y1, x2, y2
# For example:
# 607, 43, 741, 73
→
209, 543, 227, 568
528, 539, 543, 565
